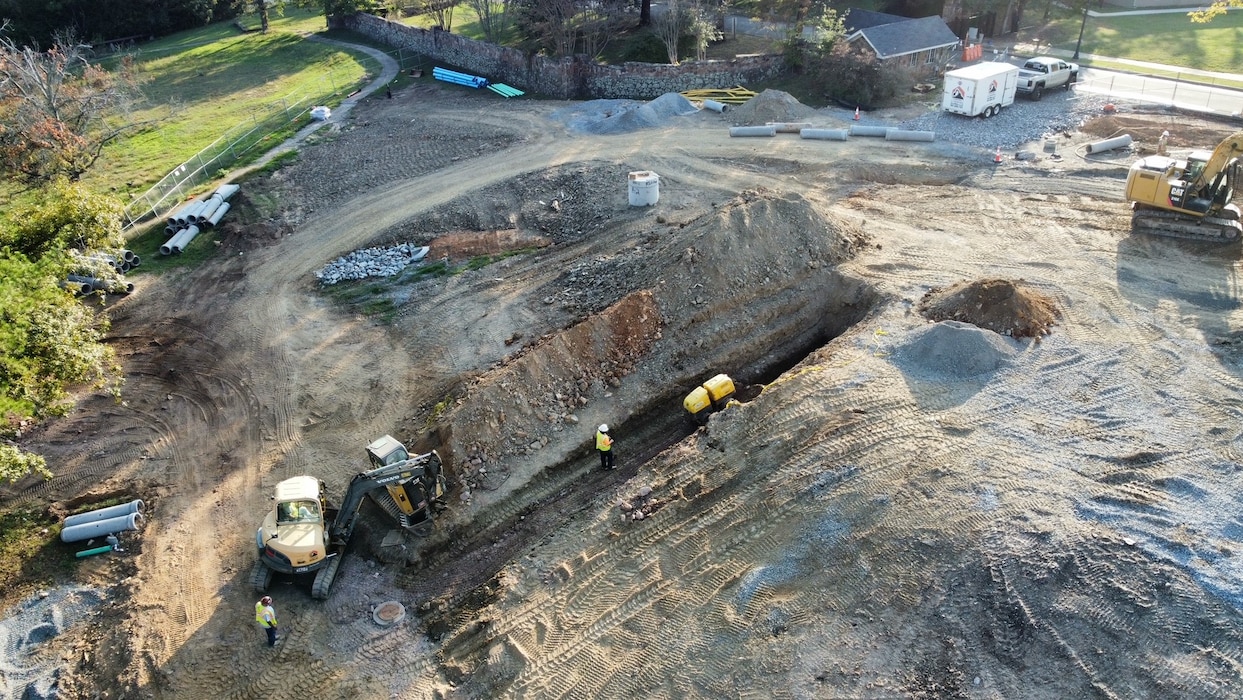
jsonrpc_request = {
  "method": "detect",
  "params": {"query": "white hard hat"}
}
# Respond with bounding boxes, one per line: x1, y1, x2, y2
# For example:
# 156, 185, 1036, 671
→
598, 424, 608, 433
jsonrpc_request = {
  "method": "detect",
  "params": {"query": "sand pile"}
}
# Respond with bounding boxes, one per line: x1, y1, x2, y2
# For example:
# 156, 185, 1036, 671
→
918, 278, 1060, 338
728, 89, 817, 126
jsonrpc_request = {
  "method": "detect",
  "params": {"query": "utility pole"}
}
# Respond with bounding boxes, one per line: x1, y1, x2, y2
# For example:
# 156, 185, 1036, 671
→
1073, 6, 1089, 60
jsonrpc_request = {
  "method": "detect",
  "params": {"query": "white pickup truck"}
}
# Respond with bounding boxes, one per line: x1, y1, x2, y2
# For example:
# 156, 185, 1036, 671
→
1015, 56, 1079, 101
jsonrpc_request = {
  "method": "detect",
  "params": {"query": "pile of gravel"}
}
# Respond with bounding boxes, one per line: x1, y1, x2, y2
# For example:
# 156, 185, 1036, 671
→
316, 243, 429, 285
0, 585, 104, 700
899, 89, 1112, 150
551, 93, 699, 135
892, 320, 1018, 378
728, 89, 818, 126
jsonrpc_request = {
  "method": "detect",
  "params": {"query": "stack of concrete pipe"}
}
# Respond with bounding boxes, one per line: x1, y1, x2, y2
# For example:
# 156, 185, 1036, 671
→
60, 499, 144, 543
64, 249, 140, 295
161, 183, 239, 255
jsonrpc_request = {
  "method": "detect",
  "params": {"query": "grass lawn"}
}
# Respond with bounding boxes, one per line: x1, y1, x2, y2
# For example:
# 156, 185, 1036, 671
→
1023, 9, 1243, 74
81, 8, 378, 199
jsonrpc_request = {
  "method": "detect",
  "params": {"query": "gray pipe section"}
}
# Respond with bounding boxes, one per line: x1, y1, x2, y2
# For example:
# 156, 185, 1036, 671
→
195, 195, 224, 224
67, 274, 103, 291
64, 499, 144, 527
61, 512, 143, 543
63, 279, 93, 294
215, 183, 240, 201
885, 130, 936, 142
159, 230, 182, 256
171, 225, 201, 253
121, 249, 136, 263
172, 199, 203, 225
729, 126, 778, 137
206, 202, 231, 227
703, 100, 728, 113
849, 125, 892, 137
768, 122, 812, 133
1086, 134, 1133, 153
800, 128, 849, 141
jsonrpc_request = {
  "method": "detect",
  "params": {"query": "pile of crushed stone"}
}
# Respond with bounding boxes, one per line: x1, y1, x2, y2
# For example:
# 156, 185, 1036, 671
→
727, 89, 818, 126
918, 278, 1060, 338
894, 320, 1019, 377
551, 93, 699, 134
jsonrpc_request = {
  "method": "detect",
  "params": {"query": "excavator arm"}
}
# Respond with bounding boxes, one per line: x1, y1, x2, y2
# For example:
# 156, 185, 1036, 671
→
1188, 131, 1243, 193
329, 451, 443, 545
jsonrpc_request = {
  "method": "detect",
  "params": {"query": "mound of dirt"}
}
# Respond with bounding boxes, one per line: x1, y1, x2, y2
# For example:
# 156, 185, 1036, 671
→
728, 89, 817, 126
918, 278, 1059, 338
894, 320, 1018, 378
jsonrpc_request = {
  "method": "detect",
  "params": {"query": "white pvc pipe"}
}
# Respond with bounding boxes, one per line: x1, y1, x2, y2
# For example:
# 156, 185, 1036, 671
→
729, 126, 777, 137
1086, 134, 1133, 153
215, 183, 240, 201
206, 202, 231, 227
703, 100, 727, 113
64, 499, 144, 527
159, 230, 183, 255
800, 128, 849, 141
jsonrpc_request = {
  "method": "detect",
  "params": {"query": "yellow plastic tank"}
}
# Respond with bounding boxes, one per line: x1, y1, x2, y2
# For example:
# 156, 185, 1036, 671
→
684, 386, 712, 416
702, 374, 736, 406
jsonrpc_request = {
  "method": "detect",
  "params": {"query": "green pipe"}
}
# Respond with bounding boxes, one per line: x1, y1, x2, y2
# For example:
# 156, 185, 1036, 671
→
76, 545, 113, 558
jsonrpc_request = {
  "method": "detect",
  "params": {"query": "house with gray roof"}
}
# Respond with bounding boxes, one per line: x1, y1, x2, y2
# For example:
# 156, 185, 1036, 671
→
843, 10, 961, 76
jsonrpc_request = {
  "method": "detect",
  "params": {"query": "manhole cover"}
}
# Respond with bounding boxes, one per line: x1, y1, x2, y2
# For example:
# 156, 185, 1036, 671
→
373, 600, 406, 626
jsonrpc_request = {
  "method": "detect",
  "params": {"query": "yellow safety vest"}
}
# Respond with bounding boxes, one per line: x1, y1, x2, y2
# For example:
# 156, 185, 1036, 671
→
255, 602, 276, 627
596, 431, 613, 451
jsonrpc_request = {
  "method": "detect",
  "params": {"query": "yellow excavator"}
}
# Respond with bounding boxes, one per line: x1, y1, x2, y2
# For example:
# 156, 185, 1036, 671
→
1125, 131, 1242, 242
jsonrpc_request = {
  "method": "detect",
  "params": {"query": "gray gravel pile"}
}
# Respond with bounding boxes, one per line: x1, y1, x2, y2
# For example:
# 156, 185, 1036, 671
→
551, 93, 699, 135
0, 585, 104, 700
316, 243, 429, 285
892, 320, 1019, 378
898, 89, 1112, 150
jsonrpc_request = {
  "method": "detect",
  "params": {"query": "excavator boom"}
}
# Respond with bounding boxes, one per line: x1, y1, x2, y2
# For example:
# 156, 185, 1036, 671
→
1126, 131, 1243, 242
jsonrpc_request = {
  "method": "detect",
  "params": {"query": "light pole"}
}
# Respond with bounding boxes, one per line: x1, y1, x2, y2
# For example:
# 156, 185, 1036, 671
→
1073, 6, 1089, 60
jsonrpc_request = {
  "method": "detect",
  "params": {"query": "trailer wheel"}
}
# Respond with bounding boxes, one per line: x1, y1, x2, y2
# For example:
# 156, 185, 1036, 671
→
983, 105, 995, 118
1031, 85, 1044, 101
250, 561, 273, 593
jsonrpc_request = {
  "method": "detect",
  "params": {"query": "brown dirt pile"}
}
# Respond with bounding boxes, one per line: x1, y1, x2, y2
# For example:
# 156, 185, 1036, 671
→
918, 278, 1060, 338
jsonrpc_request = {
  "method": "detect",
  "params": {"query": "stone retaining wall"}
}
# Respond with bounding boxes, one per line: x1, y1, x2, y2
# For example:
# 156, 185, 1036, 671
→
338, 13, 785, 100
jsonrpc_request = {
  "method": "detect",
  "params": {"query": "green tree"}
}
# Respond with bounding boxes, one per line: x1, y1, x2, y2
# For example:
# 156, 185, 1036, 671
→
0, 249, 121, 483
1190, 0, 1242, 22
0, 179, 125, 260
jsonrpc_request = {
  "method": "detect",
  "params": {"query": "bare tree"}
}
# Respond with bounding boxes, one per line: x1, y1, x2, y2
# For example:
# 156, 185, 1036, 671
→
523, 0, 579, 56
409, 0, 461, 30
686, 0, 722, 61
0, 29, 141, 185
654, 0, 686, 64
465, 0, 513, 43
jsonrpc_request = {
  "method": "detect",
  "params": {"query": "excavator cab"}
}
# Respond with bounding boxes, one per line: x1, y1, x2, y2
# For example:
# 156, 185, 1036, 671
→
366, 434, 410, 467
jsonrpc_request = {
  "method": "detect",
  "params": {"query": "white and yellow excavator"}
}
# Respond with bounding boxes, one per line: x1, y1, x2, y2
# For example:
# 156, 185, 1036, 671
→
251, 435, 446, 599
1125, 131, 1242, 242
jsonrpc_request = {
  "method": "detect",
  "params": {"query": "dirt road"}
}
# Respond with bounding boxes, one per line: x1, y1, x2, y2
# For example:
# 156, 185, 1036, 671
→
9, 80, 1243, 699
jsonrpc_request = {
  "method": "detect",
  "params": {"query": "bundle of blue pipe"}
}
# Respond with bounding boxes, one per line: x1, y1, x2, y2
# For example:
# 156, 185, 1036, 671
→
433, 67, 489, 89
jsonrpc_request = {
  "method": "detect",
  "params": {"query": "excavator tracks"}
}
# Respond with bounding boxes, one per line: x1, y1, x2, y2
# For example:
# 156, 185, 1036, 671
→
1132, 207, 1242, 243
311, 556, 341, 600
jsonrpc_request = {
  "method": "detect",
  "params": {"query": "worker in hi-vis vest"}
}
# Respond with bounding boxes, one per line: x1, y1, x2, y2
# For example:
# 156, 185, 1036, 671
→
596, 424, 615, 471
255, 595, 279, 647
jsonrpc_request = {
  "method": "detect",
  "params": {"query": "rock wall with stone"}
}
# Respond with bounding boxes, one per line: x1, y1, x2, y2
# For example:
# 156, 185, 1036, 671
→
340, 13, 785, 100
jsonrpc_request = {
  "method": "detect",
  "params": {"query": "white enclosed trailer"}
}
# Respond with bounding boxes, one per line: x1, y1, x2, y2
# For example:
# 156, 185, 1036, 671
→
942, 62, 1020, 118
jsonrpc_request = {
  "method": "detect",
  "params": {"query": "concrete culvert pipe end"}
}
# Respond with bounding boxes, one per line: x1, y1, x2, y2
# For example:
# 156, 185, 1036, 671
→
703, 100, 728, 113
373, 601, 406, 626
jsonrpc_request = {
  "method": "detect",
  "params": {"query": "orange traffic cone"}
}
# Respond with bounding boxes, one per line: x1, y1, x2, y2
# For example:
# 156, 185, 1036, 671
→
993, 147, 1003, 164
853, 106, 860, 121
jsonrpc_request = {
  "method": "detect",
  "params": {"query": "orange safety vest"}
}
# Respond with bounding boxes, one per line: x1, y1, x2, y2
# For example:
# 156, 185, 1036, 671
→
255, 601, 277, 627
596, 431, 613, 452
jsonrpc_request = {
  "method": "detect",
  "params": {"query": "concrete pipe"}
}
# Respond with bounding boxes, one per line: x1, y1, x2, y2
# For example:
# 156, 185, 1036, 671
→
171, 225, 201, 253
729, 126, 778, 137
63, 279, 93, 295
130, 255, 141, 267
767, 122, 812, 133
67, 274, 104, 291
800, 128, 849, 141
123, 282, 135, 293
215, 183, 240, 201
206, 202, 232, 227
121, 249, 136, 263
1086, 134, 1133, 154
885, 130, 936, 142
173, 200, 203, 225
159, 230, 183, 256
60, 512, 143, 543
703, 100, 728, 113
849, 125, 892, 137
64, 499, 144, 527
195, 195, 224, 224
119, 261, 133, 273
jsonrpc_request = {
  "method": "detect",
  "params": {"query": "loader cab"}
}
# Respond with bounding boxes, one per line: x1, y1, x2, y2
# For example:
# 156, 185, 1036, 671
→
366, 434, 410, 468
